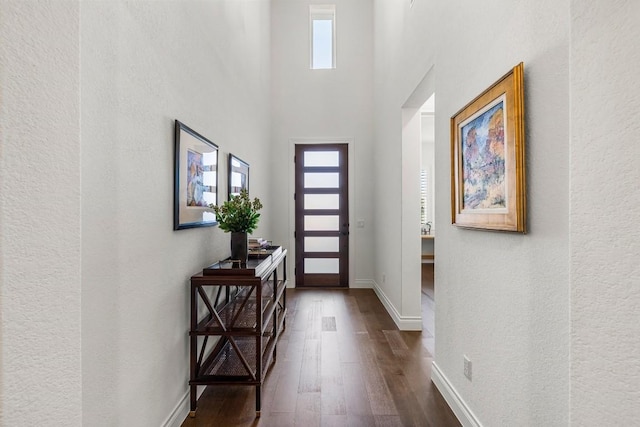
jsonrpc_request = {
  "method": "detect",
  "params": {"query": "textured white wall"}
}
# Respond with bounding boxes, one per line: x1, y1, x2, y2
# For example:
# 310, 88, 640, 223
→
270, 0, 375, 287
80, 2, 272, 425
570, 1, 640, 425
372, 2, 439, 322
374, 0, 571, 425
0, 2, 82, 425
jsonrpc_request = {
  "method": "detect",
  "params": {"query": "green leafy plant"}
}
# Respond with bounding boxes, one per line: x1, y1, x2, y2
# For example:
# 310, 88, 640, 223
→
209, 189, 263, 234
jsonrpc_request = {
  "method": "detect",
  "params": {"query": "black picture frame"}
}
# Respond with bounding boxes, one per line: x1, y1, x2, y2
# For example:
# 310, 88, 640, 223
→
174, 120, 219, 230
227, 153, 249, 200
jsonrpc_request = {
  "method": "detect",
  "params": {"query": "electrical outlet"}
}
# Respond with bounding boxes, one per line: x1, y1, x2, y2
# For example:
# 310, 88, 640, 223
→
464, 355, 472, 381
382, 273, 386, 283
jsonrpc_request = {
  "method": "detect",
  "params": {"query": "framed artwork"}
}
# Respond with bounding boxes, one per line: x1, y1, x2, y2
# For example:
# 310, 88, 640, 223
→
450, 62, 526, 233
227, 153, 249, 199
174, 120, 219, 230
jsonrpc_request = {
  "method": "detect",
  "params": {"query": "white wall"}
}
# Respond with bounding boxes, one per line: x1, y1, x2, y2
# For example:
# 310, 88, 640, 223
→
372, 2, 440, 326
270, 0, 374, 287
0, 2, 82, 425
570, 1, 640, 425
374, 0, 571, 425
80, 2, 271, 425
2, 1, 271, 425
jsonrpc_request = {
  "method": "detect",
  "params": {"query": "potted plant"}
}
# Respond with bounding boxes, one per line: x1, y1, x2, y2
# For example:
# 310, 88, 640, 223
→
209, 189, 263, 263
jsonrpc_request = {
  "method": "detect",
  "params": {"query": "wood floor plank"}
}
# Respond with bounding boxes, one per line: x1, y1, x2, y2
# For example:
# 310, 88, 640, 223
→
319, 414, 348, 426
356, 334, 398, 416
345, 415, 377, 426
294, 392, 321, 427
374, 415, 405, 427
382, 329, 410, 359
321, 331, 342, 384
335, 294, 366, 363
298, 338, 321, 393
341, 361, 373, 417
381, 364, 432, 427
420, 381, 463, 427
261, 412, 295, 427
321, 379, 347, 417
270, 360, 302, 413
332, 293, 356, 333
283, 329, 305, 363
305, 299, 323, 340
343, 294, 367, 333
208, 386, 256, 426
321, 330, 346, 415
336, 330, 363, 363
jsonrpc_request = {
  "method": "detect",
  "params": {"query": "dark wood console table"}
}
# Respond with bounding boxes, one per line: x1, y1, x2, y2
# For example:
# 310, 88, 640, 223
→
188, 247, 287, 417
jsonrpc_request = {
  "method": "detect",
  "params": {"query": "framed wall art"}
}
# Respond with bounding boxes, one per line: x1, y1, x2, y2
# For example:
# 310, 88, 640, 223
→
450, 62, 526, 233
227, 153, 249, 199
174, 120, 219, 230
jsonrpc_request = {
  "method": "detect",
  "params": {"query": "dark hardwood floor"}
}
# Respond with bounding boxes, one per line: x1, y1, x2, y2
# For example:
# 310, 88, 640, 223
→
181, 287, 459, 427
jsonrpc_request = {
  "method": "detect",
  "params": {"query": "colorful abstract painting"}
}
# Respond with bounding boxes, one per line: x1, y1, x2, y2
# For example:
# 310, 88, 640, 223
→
174, 120, 219, 229
460, 97, 506, 210
187, 149, 206, 207
450, 63, 525, 232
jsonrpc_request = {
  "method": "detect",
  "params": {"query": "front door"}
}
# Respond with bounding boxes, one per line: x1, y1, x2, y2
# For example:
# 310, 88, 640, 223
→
294, 144, 349, 287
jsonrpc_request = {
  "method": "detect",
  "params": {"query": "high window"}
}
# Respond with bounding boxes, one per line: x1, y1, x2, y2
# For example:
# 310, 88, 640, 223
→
310, 5, 336, 69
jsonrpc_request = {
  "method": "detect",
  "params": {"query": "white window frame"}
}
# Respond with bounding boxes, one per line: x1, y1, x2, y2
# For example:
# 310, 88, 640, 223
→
309, 4, 336, 69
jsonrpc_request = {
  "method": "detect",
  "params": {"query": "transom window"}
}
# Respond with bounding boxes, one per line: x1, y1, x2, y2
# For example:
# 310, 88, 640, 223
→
310, 5, 336, 69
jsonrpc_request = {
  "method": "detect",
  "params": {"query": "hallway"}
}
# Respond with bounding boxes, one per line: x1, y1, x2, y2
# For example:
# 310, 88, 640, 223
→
182, 288, 459, 426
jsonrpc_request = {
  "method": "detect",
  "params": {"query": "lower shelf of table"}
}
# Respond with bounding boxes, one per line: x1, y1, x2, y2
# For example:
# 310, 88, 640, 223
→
190, 307, 286, 385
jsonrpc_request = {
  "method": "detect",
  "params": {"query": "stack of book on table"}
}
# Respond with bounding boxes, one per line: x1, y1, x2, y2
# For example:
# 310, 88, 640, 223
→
248, 239, 281, 260
249, 238, 269, 250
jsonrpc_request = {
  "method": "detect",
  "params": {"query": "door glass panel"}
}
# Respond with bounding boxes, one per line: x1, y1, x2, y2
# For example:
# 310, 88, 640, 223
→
304, 151, 339, 167
304, 194, 339, 210
305, 258, 339, 274
304, 215, 339, 231
304, 172, 339, 188
305, 237, 339, 252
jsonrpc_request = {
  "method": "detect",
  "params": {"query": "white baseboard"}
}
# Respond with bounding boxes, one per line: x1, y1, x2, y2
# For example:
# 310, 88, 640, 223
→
162, 390, 190, 427
371, 281, 422, 331
163, 386, 208, 427
431, 362, 483, 427
353, 279, 374, 288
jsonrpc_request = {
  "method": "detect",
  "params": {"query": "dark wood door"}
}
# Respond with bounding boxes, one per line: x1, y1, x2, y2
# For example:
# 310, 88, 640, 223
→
294, 144, 349, 287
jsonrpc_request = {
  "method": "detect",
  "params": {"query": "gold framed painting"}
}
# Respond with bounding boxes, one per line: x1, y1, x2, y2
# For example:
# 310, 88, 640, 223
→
450, 62, 526, 233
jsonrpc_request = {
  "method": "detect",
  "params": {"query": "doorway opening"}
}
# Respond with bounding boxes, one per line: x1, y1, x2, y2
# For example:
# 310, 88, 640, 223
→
400, 65, 436, 341
419, 93, 436, 355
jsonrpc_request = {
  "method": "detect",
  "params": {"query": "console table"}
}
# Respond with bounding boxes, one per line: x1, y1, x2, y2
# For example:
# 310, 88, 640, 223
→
188, 247, 287, 417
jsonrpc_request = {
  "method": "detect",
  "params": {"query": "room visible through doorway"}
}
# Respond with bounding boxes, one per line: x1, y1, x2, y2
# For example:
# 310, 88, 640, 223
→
419, 93, 436, 355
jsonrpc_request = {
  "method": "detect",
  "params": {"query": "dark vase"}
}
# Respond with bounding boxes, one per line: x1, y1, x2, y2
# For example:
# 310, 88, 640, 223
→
230, 231, 248, 263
